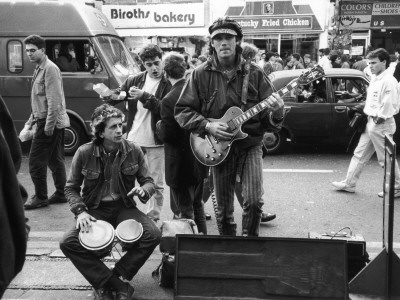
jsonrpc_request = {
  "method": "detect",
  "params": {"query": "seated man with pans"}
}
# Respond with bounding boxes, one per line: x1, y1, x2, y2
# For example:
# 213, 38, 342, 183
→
60, 104, 160, 300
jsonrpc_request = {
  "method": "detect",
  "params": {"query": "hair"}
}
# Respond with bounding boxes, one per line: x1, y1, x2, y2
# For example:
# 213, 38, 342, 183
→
292, 53, 300, 61
367, 48, 390, 68
192, 53, 199, 59
265, 52, 275, 62
324, 48, 331, 55
163, 52, 186, 80
90, 104, 124, 145
139, 44, 163, 62
341, 54, 349, 63
356, 55, 363, 61
241, 42, 258, 60
330, 54, 338, 63
207, 17, 243, 57
390, 54, 397, 62
24, 34, 45, 49
304, 54, 311, 58
318, 48, 324, 53
58, 42, 74, 62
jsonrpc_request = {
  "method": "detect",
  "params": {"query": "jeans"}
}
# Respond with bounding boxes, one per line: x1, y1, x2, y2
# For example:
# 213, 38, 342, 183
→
142, 147, 164, 220
29, 119, 66, 200
212, 145, 264, 236
345, 117, 400, 188
60, 200, 160, 289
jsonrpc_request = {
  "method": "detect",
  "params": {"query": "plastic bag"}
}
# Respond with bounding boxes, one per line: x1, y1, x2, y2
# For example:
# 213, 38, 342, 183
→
19, 124, 36, 142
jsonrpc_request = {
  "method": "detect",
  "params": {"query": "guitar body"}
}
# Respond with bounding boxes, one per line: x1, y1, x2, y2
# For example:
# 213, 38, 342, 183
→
190, 107, 248, 166
189, 65, 325, 167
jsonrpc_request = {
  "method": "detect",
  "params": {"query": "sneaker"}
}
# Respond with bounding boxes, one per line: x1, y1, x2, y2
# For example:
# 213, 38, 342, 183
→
48, 192, 67, 204
24, 195, 48, 210
261, 212, 276, 223
332, 181, 356, 193
378, 190, 400, 198
93, 287, 114, 300
116, 283, 134, 300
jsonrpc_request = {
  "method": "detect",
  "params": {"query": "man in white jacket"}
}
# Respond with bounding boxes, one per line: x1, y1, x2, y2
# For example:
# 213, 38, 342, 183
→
332, 48, 400, 197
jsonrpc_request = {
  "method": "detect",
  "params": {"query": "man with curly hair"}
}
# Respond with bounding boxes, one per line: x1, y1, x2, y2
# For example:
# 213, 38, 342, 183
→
175, 17, 285, 236
106, 44, 171, 223
60, 104, 160, 300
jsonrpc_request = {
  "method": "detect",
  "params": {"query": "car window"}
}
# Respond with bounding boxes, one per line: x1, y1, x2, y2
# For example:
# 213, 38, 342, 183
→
293, 79, 328, 104
331, 77, 367, 104
46, 40, 102, 73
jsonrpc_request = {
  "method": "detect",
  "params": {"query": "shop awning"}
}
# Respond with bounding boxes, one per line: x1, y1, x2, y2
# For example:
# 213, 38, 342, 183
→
116, 27, 209, 37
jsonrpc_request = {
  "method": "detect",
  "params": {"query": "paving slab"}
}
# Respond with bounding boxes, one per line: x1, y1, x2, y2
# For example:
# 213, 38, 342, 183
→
5, 257, 173, 300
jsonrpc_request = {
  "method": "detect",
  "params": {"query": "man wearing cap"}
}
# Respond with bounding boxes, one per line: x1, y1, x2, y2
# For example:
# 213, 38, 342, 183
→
175, 17, 285, 236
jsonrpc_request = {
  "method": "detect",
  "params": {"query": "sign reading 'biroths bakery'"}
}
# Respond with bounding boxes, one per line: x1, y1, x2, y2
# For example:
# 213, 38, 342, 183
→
102, 3, 204, 28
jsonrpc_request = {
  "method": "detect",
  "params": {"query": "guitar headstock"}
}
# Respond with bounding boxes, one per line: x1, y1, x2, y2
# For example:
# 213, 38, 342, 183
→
297, 65, 325, 86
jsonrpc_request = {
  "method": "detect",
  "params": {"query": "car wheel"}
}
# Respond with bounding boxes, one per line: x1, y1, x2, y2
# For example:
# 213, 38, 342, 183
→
64, 118, 87, 156
262, 130, 286, 156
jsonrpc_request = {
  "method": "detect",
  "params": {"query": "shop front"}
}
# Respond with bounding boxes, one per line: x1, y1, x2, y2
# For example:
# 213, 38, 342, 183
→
339, 1, 400, 56
225, 0, 328, 62
100, 0, 210, 56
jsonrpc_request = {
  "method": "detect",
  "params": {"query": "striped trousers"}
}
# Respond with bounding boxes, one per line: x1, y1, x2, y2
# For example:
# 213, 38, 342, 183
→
212, 145, 264, 236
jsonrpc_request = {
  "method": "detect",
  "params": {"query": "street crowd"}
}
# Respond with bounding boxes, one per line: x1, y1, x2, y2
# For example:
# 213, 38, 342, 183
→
1, 16, 400, 300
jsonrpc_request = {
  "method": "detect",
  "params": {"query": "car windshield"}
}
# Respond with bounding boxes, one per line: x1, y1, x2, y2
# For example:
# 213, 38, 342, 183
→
94, 36, 140, 83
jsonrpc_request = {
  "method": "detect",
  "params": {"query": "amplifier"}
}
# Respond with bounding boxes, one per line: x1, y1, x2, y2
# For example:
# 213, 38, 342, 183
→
309, 231, 369, 281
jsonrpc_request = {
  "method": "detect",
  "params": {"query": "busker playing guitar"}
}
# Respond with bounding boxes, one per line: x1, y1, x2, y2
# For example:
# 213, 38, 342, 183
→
175, 17, 285, 236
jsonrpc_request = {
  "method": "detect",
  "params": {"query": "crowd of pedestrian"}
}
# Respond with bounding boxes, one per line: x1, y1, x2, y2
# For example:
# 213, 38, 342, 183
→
3, 15, 400, 300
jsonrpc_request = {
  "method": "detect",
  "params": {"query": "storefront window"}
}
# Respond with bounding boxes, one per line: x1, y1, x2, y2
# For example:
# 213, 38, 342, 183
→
244, 34, 279, 53
281, 34, 319, 62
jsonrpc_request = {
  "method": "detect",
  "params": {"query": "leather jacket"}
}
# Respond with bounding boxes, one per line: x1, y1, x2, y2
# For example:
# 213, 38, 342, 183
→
175, 55, 284, 149
65, 139, 155, 215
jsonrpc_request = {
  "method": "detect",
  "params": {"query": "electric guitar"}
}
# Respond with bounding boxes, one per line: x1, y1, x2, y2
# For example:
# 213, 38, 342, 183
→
190, 65, 325, 166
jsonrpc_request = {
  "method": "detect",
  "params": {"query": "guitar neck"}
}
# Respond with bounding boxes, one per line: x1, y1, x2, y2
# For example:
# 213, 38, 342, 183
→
229, 80, 298, 129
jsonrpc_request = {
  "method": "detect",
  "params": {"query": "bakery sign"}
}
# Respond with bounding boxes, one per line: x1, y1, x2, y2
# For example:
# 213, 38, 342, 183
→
101, 3, 205, 28
226, 0, 323, 32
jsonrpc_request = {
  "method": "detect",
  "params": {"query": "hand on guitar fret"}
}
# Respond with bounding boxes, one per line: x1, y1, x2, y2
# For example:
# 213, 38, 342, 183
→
207, 121, 234, 141
265, 92, 284, 114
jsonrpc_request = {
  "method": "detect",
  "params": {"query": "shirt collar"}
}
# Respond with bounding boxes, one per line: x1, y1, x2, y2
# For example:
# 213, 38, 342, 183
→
37, 55, 48, 70
374, 67, 391, 81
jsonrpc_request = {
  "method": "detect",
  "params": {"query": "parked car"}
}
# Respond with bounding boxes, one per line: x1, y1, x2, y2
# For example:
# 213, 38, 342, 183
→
262, 68, 387, 155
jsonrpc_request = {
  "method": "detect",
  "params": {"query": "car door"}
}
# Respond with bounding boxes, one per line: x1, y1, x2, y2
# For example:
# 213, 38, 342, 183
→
284, 78, 333, 141
329, 76, 369, 145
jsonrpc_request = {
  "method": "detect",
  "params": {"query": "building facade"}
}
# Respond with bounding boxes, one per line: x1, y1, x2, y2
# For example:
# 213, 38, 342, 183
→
338, 0, 400, 56
98, 0, 211, 57
224, 0, 330, 62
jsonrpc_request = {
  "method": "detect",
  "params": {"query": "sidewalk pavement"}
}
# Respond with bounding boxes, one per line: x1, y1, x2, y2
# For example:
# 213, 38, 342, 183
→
3, 231, 173, 300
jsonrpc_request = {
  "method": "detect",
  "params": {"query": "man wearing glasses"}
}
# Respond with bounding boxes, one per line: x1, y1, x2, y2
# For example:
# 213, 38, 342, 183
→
23, 34, 70, 210
106, 44, 171, 222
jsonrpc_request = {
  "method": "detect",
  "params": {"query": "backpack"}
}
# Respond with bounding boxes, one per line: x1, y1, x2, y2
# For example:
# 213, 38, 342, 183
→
152, 219, 198, 288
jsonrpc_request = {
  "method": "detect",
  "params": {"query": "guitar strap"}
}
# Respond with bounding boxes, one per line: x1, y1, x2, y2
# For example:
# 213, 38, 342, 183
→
240, 57, 252, 111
